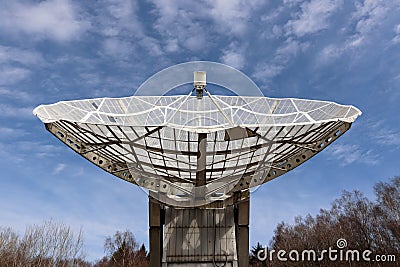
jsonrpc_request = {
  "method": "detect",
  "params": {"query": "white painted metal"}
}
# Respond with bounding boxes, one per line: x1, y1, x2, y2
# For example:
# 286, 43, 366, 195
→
33, 92, 362, 207
194, 71, 207, 87
33, 95, 361, 130
33, 63, 362, 266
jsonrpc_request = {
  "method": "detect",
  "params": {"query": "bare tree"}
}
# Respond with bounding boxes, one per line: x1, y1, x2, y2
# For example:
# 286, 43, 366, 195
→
0, 220, 87, 267
258, 176, 400, 267
0, 227, 20, 266
374, 176, 400, 253
100, 230, 148, 267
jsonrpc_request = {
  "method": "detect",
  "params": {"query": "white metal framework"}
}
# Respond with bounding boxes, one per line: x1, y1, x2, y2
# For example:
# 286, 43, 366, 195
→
33, 92, 361, 207
33, 64, 362, 266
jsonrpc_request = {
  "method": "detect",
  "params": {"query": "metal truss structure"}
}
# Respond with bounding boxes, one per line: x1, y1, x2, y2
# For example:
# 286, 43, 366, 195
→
34, 93, 361, 207
34, 69, 361, 266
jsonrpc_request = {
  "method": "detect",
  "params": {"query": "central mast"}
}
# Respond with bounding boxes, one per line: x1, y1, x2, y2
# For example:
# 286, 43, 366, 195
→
194, 71, 207, 191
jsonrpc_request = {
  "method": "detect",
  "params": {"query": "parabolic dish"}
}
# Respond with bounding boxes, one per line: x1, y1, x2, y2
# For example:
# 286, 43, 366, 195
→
34, 93, 361, 207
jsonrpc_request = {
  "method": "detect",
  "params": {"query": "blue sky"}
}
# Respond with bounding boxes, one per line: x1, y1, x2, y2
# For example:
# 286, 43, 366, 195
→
0, 0, 399, 261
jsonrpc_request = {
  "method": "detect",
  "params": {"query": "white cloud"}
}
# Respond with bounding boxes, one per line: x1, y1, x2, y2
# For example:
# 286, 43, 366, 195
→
0, 140, 63, 165
0, 142, 24, 164
52, 163, 67, 175
317, 37, 367, 66
97, 1, 141, 36
253, 38, 310, 80
285, 0, 344, 37
318, 44, 343, 63
317, 1, 400, 64
272, 25, 284, 38
220, 43, 246, 70
0, 127, 26, 138
367, 120, 400, 147
345, 35, 364, 48
0, 87, 32, 102
208, 0, 265, 36
374, 130, 400, 147
164, 39, 179, 53
317, 36, 363, 64
149, 0, 208, 52
0, 46, 44, 66
96, 0, 162, 58
101, 38, 134, 59
149, 0, 265, 53
348, 1, 400, 48
0, 67, 31, 85
275, 38, 310, 59
0, 104, 33, 118
259, 7, 287, 40
142, 36, 164, 56
326, 143, 379, 165
392, 24, 400, 44
107, 0, 136, 20
15, 141, 63, 159
352, 0, 389, 36
183, 35, 207, 52
0, 0, 90, 42
261, 6, 284, 23
253, 63, 285, 80
283, 0, 305, 7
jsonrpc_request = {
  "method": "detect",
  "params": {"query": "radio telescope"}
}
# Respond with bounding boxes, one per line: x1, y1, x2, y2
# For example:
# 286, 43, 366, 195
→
33, 62, 361, 267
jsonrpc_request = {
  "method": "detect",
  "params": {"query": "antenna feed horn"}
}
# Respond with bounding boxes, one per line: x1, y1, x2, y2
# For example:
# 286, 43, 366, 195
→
194, 71, 206, 99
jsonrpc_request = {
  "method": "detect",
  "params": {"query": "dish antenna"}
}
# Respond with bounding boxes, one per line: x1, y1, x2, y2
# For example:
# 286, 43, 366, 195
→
34, 61, 361, 266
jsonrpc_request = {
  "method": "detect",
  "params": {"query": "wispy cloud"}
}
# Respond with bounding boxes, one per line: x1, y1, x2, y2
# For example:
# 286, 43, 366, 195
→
275, 38, 311, 59
253, 63, 285, 81
0, 142, 24, 163
259, 7, 285, 40
317, 44, 343, 63
283, 0, 304, 7
0, 140, 64, 166
326, 143, 379, 166
374, 130, 400, 147
101, 38, 134, 59
0, 127, 27, 138
317, 1, 400, 64
0, 0, 90, 42
0, 67, 31, 86
0, 46, 44, 66
285, 0, 344, 37
52, 163, 67, 175
149, 0, 265, 54
220, 42, 246, 70
316, 36, 364, 64
208, 0, 266, 36
351, 0, 390, 43
253, 38, 310, 80
0, 87, 32, 103
95, 0, 162, 59
391, 24, 400, 44
149, 0, 208, 52
367, 120, 400, 147
0, 103, 34, 118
